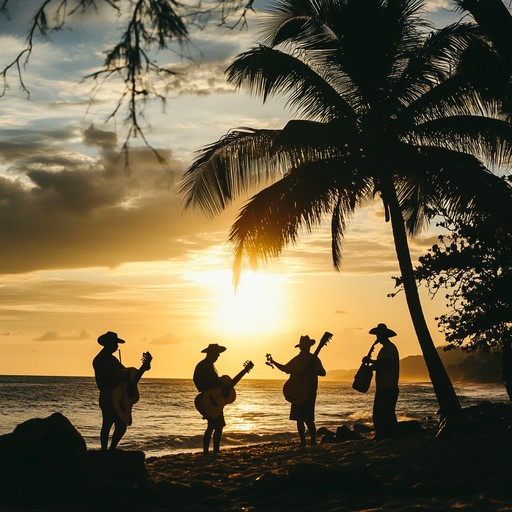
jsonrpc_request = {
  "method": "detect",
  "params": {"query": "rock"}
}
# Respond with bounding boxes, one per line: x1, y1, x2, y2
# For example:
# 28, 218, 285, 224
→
335, 425, 362, 441
318, 426, 337, 443
0, 412, 86, 473
0, 413, 152, 510
396, 420, 423, 436
436, 402, 512, 438
353, 423, 373, 434
317, 426, 336, 437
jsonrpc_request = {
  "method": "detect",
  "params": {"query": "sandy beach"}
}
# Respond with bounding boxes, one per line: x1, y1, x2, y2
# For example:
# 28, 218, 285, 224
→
145, 405, 511, 511
2, 402, 511, 511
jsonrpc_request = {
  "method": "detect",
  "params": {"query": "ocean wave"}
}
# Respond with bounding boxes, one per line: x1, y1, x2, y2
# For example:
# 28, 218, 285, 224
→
121, 431, 298, 456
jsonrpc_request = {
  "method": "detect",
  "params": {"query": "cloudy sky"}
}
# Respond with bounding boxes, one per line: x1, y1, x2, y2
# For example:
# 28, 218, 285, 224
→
0, 0, 468, 378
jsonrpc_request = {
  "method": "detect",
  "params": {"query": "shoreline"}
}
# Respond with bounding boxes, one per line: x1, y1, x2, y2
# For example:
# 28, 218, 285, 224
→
1, 402, 511, 511
145, 405, 511, 511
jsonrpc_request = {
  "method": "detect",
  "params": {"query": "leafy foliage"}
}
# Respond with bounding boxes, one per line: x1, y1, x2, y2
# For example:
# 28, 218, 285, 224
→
415, 198, 512, 352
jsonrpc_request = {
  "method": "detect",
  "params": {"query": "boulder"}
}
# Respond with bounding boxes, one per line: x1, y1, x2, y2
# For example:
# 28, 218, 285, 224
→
0, 412, 86, 473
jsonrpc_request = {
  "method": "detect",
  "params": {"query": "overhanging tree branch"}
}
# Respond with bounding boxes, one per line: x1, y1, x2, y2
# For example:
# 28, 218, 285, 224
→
0, 0, 255, 153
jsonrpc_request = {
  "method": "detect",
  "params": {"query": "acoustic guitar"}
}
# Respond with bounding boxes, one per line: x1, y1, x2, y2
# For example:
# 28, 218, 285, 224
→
113, 351, 152, 426
195, 360, 254, 421
267, 331, 333, 405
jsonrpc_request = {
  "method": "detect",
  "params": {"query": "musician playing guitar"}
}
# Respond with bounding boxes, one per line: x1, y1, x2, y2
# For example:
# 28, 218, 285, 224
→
267, 334, 327, 447
193, 343, 229, 454
92, 331, 151, 451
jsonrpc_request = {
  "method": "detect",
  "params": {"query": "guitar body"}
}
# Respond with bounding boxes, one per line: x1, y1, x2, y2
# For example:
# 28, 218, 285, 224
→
112, 351, 152, 426
282, 331, 333, 405
113, 367, 140, 426
283, 377, 310, 405
194, 361, 254, 421
195, 375, 236, 421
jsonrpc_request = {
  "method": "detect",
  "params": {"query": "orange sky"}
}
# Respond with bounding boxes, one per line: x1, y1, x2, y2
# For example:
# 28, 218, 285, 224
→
0, 1, 463, 379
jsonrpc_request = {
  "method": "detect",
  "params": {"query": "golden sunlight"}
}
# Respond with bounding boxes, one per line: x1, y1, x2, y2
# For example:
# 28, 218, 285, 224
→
214, 271, 285, 336
191, 269, 286, 336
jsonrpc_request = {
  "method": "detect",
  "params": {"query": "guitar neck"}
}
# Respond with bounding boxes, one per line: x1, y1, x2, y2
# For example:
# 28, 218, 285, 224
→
367, 340, 378, 358
230, 367, 249, 388
304, 332, 332, 373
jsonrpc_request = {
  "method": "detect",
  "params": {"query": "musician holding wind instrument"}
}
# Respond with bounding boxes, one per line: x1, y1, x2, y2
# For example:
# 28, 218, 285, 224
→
267, 334, 327, 447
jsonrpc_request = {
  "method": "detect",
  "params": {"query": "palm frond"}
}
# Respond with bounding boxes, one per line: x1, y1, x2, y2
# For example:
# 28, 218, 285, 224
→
394, 146, 512, 234
313, 0, 426, 106
180, 128, 285, 217
273, 118, 359, 155
230, 157, 372, 284
390, 23, 480, 111
407, 116, 512, 167
399, 72, 501, 125
226, 46, 356, 122
258, 0, 331, 48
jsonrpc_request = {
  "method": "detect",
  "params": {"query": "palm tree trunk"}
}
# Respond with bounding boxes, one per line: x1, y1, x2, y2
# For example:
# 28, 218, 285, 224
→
381, 178, 462, 418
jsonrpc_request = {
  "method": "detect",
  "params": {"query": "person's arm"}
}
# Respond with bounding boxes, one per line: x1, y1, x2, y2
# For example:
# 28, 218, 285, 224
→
272, 360, 290, 374
315, 356, 326, 377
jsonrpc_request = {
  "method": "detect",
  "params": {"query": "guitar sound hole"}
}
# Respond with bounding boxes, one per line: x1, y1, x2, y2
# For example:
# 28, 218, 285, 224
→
208, 396, 218, 407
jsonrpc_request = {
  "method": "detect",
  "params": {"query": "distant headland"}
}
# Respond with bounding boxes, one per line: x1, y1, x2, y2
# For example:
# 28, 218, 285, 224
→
328, 347, 504, 384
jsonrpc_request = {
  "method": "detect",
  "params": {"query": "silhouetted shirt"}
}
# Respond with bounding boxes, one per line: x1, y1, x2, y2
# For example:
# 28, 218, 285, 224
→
376, 342, 399, 389
193, 359, 222, 392
93, 350, 126, 392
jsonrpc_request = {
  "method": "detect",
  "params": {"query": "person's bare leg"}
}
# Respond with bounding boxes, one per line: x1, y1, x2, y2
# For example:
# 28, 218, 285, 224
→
213, 427, 223, 453
203, 425, 214, 454
306, 421, 317, 446
110, 421, 127, 449
297, 421, 306, 446
100, 417, 113, 451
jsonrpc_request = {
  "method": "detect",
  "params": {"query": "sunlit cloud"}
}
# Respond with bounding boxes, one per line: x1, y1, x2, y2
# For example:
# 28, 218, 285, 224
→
34, 329, 89, 342
150, 333, 183, 345
424, 0, 450, 10
0, 2, 470, 377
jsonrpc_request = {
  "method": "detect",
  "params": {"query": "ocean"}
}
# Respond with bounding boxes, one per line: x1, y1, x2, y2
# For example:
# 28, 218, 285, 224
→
0, 376, 509, 456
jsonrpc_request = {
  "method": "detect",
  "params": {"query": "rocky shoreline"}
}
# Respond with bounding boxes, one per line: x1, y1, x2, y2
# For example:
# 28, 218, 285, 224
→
1, 403, 511, 511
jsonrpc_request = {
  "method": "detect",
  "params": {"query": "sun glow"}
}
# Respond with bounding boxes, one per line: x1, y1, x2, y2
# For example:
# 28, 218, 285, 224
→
194, 269, 286, 336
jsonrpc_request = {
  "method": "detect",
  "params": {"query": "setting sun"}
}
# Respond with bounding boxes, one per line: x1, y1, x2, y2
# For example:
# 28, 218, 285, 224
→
214, 271, 285, 336
189, 269, 286, 336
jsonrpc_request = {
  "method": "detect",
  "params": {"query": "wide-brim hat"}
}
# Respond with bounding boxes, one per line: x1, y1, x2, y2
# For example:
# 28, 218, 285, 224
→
97, 331, 125, 346
295, 335, 316, 348
201, 343, 226, 354
369, 323, 396, 338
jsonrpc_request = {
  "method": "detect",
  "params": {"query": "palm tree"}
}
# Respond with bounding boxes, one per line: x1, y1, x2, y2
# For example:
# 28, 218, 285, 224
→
180, 0, 512, 418
455, 0, 512, 71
